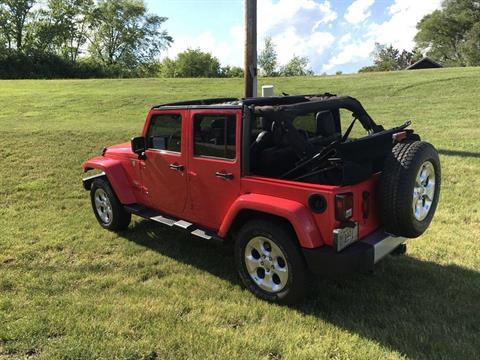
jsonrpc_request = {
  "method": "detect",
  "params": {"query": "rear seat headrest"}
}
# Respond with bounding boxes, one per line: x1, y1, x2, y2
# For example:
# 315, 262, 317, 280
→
316, 111, 337, 137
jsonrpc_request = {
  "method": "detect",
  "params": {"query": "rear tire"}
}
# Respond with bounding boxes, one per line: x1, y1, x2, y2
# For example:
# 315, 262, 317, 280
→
90, 178, 131, 231
378, 141, 441, 238
234, 220, 308, 304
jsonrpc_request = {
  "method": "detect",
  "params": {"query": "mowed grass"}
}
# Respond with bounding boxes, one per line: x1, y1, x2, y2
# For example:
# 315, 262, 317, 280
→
0, 68, 479, 360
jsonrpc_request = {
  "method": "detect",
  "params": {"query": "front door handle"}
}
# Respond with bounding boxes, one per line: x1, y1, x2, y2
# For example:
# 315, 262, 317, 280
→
169, 163, 184, 171
215, 171, 233, 180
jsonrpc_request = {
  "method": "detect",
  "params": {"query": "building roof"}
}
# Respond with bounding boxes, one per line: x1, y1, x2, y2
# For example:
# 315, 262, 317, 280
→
406, 57, 443, 70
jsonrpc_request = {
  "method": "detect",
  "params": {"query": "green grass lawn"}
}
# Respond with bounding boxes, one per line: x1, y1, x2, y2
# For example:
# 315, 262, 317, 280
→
1, 68, 479, 360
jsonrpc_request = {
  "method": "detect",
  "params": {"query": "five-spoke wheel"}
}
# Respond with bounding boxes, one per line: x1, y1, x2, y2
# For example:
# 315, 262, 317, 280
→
244, 236, 289, 293
94, 188, 113, 225
235, 220, 308, 304
412, 161, 436, 221
90, 177, 131, 231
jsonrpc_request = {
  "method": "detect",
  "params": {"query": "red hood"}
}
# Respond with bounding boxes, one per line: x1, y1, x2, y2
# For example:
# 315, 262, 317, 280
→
103, 142, 136, 159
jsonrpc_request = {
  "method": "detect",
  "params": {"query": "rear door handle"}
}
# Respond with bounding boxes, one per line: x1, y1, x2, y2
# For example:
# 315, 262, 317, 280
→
215, 171, 233, 180
169, 163, 184, 171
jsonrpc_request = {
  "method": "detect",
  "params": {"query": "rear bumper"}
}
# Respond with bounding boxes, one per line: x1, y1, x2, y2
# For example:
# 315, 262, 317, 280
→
302, 230, 405, 274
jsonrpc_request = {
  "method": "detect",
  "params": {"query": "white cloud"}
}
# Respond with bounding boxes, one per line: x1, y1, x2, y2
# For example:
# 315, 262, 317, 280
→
270, 27, 335, 66
257, 0, 337, 70
345, 0, 375, 24
166, 31, 241, 67
324, 0, 442, 73
257, 0, 337, 37
339, 33, 352, 45
165, 0, 443, 74
323, 40, 375, 71
367, 0, 442, 50
166, 1, 338, 69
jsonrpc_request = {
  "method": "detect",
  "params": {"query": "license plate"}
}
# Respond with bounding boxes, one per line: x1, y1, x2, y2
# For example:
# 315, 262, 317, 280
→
333, 223, 358, 251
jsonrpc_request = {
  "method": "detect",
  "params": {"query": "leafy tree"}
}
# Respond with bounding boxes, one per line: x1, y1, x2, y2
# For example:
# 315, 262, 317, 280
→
160, 49, 220, 78
89, 0, 172, 67
220, 65, 244, 78
158, 57, 176, 77
0, 0, 36, 51
461, 21, 480, 65
397, 49, 423, 68
415, 0, 480, 66
359, 43, 422, 72
30, 0, 95, 62
0, 7, 13, 50
258, 36, 277, 76
279, 55, 313, 76
335, 70, 343, 75
358, 65, 376, 73
374, 44, 400, 71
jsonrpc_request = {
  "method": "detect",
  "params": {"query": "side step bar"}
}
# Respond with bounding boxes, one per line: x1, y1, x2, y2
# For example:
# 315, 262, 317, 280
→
124, 204, 223, 243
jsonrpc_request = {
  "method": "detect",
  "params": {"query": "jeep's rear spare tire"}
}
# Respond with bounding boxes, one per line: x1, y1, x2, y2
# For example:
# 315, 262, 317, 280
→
378, 140, 441, 238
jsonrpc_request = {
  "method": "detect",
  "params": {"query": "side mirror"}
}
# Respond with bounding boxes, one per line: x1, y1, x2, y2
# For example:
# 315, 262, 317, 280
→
131, 136, 146, 158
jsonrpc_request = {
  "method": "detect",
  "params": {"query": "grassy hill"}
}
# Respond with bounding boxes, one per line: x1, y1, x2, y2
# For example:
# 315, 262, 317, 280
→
1, 68, 479, 359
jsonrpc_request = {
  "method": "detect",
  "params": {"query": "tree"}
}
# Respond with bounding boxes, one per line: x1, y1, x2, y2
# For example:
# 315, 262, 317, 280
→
461, 21, 480, 65
89, 0, 172, 67
358, 65, 376, 73
415, 0, 480, 66
165, 49, 220, 77
158, 57, 176, 77
398, 49, 423, 68
220, 65, 244, 78
358, 43, 422, 72
373, 43, 400, 71
0, 10, 12, 50
279, 55, 313, 76
31, 0, 95, 62
0, 0, 36, 51
258, 36, 277, 76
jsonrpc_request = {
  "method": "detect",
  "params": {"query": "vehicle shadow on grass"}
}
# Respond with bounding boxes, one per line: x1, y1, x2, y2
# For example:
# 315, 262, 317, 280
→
438, 149, 480, 159
120, 220, 480, 360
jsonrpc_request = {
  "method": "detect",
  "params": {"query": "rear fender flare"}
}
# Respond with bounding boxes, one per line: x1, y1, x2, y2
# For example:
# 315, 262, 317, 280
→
83, 156, 136, 204
219, 194, 323, 248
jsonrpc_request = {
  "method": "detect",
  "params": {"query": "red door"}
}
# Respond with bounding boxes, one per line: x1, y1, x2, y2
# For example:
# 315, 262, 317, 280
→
186, 109, 242, 230
141, 110, 188, 217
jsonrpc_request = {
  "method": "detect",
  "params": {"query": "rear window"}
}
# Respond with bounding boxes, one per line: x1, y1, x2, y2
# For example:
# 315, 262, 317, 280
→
193, 114, 236, 159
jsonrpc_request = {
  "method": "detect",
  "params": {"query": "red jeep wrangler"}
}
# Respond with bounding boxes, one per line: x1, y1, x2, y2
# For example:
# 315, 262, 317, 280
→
83, 94, 441, 304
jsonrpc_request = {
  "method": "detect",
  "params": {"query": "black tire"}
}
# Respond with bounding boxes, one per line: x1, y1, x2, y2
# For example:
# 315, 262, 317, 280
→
378, 140, 441, 238
234, 219, 309, 304
90, 178, 131, 231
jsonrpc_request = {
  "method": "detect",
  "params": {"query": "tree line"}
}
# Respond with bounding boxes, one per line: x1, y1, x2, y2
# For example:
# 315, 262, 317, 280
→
0, 0, 172, 78
0, 0, 478, 79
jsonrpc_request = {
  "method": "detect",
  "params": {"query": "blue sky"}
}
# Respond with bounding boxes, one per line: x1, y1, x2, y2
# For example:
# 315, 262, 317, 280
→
146, 0, 442, 74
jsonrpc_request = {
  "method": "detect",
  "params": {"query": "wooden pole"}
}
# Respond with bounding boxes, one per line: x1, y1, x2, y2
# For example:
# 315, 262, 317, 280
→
244, 0, 257, 98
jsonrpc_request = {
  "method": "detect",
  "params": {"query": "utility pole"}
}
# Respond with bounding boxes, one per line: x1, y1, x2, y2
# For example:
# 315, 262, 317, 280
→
244, 0, 257, 98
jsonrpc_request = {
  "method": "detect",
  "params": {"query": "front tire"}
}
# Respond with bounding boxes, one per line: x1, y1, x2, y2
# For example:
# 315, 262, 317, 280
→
90, 178, 131, 231
234, 220, 309, 304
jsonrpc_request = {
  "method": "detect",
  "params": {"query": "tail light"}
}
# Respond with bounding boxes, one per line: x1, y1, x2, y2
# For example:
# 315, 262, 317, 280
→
335, 193, 353, 222
393, 131, 407, 143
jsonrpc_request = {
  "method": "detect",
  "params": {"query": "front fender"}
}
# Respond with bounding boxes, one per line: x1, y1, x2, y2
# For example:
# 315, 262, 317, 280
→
82, 156, 136, 204
219, 194, 323, 248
